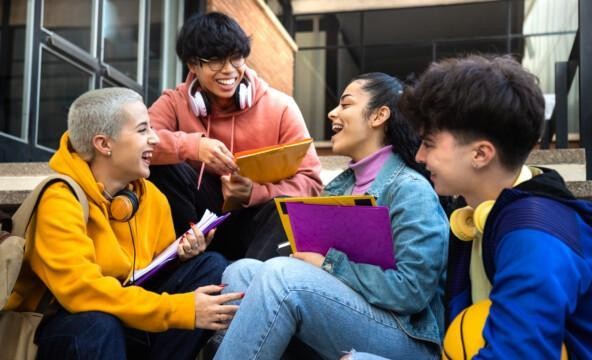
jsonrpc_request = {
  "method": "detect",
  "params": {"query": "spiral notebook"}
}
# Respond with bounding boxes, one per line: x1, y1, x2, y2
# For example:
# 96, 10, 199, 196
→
285, 202, 395, 270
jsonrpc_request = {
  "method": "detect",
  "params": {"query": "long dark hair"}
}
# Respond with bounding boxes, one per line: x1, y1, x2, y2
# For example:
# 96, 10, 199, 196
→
351, 72, 425, 176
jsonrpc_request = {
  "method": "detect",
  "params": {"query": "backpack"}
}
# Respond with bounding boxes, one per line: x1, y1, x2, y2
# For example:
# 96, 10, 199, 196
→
0, 174, 88, 360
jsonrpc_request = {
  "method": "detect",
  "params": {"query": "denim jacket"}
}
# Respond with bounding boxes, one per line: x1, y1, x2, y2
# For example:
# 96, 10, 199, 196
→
322, 153, 449, 345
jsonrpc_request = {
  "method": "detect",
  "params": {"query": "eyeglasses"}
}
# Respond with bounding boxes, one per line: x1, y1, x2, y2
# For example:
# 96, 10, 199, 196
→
198, 55, 245, 71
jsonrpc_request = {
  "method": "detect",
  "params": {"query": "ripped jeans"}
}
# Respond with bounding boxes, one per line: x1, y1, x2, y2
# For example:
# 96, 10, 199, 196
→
214, 257, 439, 360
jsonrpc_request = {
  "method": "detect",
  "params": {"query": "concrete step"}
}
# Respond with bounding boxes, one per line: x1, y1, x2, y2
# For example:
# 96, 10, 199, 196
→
526, 148, 585, 182
566, 181, 592, 200
320, 148, 587, 184
0, 162, 51, 208
0, 148, 590, 208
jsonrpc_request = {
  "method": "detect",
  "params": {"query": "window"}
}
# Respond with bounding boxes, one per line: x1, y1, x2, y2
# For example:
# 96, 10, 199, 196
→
103, 0, 140, 81
38, 49, 93, 150
0, 0, 181, 161
293, 0, 578, 141
0, 0, 26, 141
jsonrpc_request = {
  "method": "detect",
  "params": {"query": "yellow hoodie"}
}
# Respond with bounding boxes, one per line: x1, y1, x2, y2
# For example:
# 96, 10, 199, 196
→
4, 133, 195, 331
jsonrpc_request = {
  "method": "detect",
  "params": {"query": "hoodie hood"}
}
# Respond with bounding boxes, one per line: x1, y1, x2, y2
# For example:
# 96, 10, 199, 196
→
492, 166, 592, 228
49, 132, 146, 207
515, 166, 576, 200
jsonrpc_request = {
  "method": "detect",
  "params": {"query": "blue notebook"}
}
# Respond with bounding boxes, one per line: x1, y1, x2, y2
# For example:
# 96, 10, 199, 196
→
285, 202, 395, 270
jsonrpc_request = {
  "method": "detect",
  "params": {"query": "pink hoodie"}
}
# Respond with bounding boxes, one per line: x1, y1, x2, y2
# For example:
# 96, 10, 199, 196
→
149, 68, 323, 206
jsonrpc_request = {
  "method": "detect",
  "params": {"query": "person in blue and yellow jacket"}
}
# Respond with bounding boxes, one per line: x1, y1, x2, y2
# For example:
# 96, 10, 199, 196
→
4, 88, 242, 359
402, 55, 592, 359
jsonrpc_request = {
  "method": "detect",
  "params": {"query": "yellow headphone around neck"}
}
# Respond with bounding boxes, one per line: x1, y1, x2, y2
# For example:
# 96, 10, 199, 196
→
98, 183, 140, 222
449, 166, 533, 241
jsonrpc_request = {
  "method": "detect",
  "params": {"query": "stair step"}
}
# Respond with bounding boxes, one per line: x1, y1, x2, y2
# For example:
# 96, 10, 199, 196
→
1, 149, 591, 207
319, 149, 588, 184
566, 181, 592, 200
527, 148, 585, 164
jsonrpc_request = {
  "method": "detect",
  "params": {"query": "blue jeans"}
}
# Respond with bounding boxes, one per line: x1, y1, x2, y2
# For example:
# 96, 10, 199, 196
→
346, 351, 392, 360
35, 252, 228, 360
214, 258, 439, 360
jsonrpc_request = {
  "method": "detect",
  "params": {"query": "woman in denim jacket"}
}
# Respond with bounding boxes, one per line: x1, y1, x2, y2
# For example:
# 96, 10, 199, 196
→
212, 73, 449, 359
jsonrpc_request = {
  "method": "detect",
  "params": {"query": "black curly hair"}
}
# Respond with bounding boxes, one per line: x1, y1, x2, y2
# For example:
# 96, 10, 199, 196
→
399, 54, 545, 170
176, 12, 251, 64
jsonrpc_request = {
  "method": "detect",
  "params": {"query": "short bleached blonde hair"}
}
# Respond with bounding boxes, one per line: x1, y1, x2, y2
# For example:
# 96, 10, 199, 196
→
67, 87, 143, 161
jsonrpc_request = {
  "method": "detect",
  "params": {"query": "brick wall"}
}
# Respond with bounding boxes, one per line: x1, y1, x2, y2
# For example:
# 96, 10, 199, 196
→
208, 0, 296, 95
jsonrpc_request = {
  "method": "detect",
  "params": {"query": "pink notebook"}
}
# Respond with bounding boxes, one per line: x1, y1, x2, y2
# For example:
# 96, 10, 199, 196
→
285, 202, 395, 270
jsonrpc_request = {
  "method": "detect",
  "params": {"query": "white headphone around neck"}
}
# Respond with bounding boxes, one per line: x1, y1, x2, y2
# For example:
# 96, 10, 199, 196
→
187, 78, 253, 118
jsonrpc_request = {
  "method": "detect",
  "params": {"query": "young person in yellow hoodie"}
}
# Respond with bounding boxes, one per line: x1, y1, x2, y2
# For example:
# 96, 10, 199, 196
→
4, 88, 243, 359
148, 12, 322, 260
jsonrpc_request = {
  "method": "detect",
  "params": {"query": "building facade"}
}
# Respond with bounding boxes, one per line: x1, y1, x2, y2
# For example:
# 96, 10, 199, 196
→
1, 0, 590, 166
0, 0, 294, 161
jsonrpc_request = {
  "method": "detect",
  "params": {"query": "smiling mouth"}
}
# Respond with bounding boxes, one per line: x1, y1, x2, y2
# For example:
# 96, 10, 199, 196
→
142, 151, 153, 163
216, 78, 236, 86
331, 124, 344, 134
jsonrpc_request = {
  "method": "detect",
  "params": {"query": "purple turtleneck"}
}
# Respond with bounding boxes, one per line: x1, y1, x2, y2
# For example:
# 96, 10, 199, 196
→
349, 145, 393, 195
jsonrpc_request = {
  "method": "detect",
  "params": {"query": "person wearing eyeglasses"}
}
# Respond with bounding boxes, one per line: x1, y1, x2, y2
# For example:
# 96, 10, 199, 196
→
148, 12, 322, 261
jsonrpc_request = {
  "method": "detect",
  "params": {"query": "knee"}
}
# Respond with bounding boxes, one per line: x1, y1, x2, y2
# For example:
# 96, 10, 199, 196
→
37, 311, 125, 358
258, 257, 299, 289
77, 312, 125, 355
222, 258, 263, 292
80, 312, 125, 338
262, 256, 294, 274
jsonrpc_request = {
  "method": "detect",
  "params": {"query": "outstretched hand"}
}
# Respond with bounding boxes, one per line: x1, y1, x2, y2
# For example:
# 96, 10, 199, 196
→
194, 285, 243, 330
199, 138, 238, 175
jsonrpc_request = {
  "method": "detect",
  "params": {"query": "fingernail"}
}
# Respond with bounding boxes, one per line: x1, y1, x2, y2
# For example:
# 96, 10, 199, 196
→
189, 222, 195, 227
219, 283, 228, 288
239, 292, 245, 299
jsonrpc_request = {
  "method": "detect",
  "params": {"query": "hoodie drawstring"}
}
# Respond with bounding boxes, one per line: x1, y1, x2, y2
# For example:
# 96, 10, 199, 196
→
230, 115, 235, 154
196, 115, 211, 190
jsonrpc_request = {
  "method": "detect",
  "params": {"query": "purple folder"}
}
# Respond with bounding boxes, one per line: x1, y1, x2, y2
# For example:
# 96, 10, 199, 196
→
285, 203, 395, 270
131, 212, 231, 286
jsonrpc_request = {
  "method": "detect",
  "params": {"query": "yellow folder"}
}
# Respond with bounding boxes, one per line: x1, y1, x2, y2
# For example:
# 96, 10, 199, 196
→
235, 138, 313, 184
222, 138, 313, 212
274, 195, 377, 253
